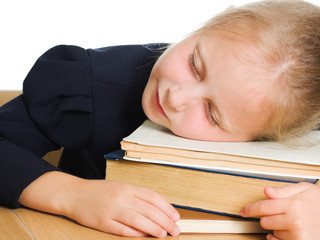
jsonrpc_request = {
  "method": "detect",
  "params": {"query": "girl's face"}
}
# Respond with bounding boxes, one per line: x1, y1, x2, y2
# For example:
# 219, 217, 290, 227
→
142, 31, 270, 141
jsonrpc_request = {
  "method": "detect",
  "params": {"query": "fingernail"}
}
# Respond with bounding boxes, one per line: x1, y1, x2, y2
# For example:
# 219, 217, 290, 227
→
172, 226, 180, 236
266, 186, 275, 192
265, 187, 277, 198
239, 207, 245, 216
172, 212, 180, 221
160, 230, 167, 238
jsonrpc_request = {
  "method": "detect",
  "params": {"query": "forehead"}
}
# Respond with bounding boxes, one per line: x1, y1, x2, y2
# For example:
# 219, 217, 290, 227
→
198, 30, 263, 73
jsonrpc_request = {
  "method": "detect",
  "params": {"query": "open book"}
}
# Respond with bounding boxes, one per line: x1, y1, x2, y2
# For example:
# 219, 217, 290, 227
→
121, 120, 320, 182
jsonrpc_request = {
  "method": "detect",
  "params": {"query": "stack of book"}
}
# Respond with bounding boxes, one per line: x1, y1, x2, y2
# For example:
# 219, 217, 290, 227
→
105, 120, 320, 233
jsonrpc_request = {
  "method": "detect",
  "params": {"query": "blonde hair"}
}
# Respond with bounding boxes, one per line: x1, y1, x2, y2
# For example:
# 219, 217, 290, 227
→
197, 0, 320, 142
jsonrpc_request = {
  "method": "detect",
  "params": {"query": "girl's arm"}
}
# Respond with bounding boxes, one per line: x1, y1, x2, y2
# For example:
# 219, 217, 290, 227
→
240, 182, 320, 240
19, 171, 181, 238
2, 44, 181, 238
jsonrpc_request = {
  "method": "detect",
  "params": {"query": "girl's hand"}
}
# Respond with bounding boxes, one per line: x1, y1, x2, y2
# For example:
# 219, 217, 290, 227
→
63, 179, 181, 238
19, 172, 180, 238
240, 182, 320, 240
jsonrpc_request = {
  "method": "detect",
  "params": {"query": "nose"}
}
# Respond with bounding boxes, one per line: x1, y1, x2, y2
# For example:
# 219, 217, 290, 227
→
167, 84, 201, 112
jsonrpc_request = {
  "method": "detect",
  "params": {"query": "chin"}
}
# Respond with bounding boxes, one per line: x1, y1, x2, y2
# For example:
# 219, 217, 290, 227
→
150, 117, 170, 129
148, 116, 162, 126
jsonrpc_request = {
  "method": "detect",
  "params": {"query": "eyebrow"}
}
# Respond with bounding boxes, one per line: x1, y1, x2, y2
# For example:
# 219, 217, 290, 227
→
196, 42, 227, 131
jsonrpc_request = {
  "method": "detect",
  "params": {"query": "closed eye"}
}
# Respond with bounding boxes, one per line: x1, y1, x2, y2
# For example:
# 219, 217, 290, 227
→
206, 102, 219, 127
189, 52, 200, 77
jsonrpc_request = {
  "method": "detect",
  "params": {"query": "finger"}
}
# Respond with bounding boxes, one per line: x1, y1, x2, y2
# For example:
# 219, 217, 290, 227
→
240, 198, 287, 217
132, 197, 180, 236
260, 214, 289, 230
266, 233, 281, 240
98, 219, 148, 237
134, 185, 180, 221
118, 209, 168, 238
273, 230, 291, 240
265, 182, 312, 199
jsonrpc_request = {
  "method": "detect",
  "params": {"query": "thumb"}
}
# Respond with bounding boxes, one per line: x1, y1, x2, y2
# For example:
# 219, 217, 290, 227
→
264, 182, 312, 199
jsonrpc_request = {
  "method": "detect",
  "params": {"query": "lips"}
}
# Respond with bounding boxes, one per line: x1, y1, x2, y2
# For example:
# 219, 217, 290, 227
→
154, 89, 168, 119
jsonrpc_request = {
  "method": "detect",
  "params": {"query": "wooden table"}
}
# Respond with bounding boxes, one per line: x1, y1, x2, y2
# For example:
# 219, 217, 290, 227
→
0, 206, 267, 240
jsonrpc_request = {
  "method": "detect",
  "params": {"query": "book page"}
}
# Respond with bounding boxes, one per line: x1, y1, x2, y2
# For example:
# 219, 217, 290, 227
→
123, 120, 320, 166
177, 219, 269, 233
123, 156, 318, 181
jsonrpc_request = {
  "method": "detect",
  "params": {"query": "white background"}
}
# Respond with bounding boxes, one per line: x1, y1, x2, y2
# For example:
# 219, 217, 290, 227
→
1, 0, 320, 90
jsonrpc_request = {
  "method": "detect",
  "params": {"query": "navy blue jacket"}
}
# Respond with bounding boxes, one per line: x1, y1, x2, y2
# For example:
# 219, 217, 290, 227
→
0, 44, 165, 208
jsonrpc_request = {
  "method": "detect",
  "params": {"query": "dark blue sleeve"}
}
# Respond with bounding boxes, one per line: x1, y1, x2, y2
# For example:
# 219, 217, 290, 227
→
0, 45, 94, 208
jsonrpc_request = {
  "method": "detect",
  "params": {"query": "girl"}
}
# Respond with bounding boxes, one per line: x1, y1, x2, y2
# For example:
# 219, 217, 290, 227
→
1, 0, 320, 239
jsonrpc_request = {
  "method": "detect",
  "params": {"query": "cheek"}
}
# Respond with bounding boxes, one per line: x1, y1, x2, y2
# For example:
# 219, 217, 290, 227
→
170, 110, 214, 140
158, 56, 189, 84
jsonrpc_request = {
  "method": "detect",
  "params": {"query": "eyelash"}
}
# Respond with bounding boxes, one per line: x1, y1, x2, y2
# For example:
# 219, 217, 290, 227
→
206, 102, 218, 126
189, 53, 200, 77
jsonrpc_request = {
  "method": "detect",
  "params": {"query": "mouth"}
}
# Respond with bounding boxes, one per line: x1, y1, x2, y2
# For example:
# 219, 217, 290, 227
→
154, 89, 168, 119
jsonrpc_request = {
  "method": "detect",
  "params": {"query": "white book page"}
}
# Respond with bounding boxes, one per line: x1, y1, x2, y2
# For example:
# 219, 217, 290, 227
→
123, 120, 320, 166
177, 219, 269, 233
123, 156, 318, 181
